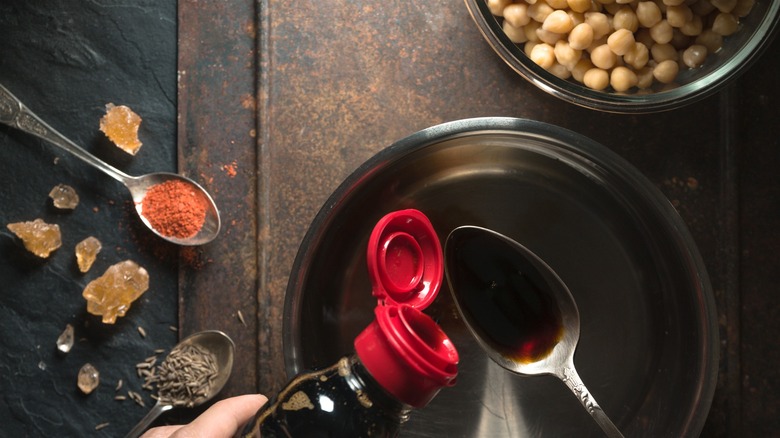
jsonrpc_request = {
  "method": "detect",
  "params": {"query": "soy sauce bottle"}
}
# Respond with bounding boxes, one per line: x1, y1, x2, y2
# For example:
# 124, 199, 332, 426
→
241, 209, 459, 437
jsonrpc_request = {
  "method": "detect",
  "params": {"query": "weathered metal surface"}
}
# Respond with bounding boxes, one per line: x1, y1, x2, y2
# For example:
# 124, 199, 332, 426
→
177, 0, 261, 403
0, 0, 777, 435
240, 1, 777, 435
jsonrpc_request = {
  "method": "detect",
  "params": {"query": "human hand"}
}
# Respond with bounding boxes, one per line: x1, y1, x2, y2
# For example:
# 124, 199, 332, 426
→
139, 394, 268, 438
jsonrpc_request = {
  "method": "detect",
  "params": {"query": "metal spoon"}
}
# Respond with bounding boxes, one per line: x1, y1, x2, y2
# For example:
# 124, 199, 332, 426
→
0, 83, 220, 246
444, 226, 623, 438
124, 330, 236, 438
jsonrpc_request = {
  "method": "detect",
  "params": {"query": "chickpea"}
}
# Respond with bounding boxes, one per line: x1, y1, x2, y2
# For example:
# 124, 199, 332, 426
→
682, 44, 708, 68
691, 0, 717, 16
537, 27, 566, 44
635, 66, 655, 89
712, 12, 740, 36
503, 3, 531, 28
733, 0, 755, 17
547, 0, 570, 9
649, 20, 674, 44
695, 29, 724, 53
524, 20, 543, 42
613, 6, 639, 32
608, 28, 635, 55
636, 2, 663, 28
583, 68, 610, 90
610, 66, 638, 91
680, 15, 704, 36
635, 28, 655, 48
671, 28, 693, 50
530, 42, 556, 69
571, 58, 595, 82
554, 40, 582, 69
653, 59, 680, 83
487, 0, 512, 17
590, 44, 618, 69
524, 41, 540, 57
585, 12, 612, 39
567, 10, 585, 27
569, 22, 595, 50
567, 0, 592, 13
651, 42, 679, 62
587, 35, 609, 52
624, 42, 650, 69
662, 0, 686, 6
666, 5, 693, 28
543, 10, 575, 33
549, 62, 573, 79
503, 20, 529, 44
711, 0, 737, 13
529, 1, 555, 22
603, 3, 622, 15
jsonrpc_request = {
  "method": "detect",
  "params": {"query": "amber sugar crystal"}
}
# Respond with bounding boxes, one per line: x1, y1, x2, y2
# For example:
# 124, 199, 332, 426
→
7, 219, 62, 258
99, 103, 142, 155
82, 260, 149, 324
75, 236, 102, 273
77, 363, 100, 394
49, 184, 79, 210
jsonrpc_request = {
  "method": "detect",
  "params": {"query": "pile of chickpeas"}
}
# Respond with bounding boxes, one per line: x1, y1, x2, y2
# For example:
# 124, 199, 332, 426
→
488, 0, 756, 92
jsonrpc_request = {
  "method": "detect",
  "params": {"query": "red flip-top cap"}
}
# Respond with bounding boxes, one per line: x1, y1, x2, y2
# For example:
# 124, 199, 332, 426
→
355, 209, 458, 408
366, 209, 442, 309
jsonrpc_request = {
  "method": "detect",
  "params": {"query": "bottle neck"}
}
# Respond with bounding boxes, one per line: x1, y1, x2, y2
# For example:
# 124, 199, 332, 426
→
346, 355, 414, 423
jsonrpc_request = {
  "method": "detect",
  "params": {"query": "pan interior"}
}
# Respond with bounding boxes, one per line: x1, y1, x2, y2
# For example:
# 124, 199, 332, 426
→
285, 129, 715, 437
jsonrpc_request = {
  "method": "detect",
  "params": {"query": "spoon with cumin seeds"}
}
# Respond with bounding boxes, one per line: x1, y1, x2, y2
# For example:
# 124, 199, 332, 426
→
124, 330, 235, 438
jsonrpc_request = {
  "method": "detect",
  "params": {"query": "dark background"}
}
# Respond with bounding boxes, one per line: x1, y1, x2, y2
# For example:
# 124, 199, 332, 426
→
2, 0, 779, 436
0, 2, 180, 436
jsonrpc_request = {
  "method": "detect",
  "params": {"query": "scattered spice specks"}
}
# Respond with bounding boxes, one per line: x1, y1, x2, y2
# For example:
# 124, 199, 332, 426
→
128, 390, 145, 407
95, 422, 110, 431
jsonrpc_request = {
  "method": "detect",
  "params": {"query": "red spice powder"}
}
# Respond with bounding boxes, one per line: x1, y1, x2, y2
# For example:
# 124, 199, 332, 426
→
141, 180, 207, 239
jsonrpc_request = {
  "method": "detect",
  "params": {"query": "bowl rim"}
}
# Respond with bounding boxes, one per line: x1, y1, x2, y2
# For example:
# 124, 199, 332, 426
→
464, 0, 780, 113
284, 117, 720, 435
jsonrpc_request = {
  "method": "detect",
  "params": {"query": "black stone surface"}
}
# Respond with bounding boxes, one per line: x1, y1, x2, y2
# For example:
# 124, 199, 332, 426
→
0, 2, 179, 436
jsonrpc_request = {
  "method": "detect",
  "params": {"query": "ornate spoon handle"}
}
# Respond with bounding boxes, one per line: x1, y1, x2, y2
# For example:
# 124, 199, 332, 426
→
560, 365, 624, 438
0, 83, 131, 183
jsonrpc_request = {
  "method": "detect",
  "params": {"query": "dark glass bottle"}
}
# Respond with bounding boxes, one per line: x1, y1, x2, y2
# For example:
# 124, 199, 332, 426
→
241, 209, 459, 438
241, 355, 411, 437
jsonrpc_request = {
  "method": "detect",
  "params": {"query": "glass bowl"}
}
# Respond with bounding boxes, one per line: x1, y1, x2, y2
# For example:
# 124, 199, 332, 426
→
464, 0, 780, 113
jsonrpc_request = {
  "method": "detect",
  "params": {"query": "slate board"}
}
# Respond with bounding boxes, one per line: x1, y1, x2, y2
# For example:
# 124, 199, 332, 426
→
0, 2, 180, 435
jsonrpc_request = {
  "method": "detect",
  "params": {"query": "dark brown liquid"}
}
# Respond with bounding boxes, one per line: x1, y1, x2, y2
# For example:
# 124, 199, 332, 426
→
447, 229, 563, 364
242, 356, 408, 437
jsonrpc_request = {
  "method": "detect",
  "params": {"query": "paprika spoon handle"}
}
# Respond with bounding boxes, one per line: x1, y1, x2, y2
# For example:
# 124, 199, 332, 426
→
0, 83, 133, 184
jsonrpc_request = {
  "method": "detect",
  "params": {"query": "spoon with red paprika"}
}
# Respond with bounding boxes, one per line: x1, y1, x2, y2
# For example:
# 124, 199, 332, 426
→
0, 83, 220, 246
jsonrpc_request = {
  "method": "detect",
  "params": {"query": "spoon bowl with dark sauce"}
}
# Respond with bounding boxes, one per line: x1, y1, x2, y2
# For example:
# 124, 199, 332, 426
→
445, 226, 623, 438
